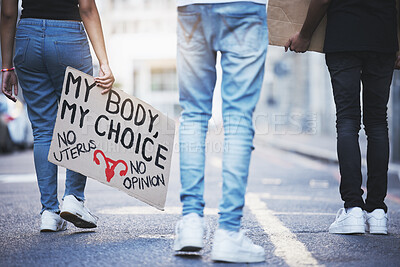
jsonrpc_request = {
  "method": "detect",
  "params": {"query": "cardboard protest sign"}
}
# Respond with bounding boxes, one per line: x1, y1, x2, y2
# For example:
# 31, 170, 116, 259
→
267, 0, 327, 53
48, 67, 175, 210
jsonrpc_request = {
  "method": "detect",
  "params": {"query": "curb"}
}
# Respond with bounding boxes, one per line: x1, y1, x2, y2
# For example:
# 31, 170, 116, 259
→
256, 136, 400, 180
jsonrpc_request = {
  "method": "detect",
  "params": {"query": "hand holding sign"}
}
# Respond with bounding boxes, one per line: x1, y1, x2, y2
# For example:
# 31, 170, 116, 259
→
48, 67, 175, 210
95, 64, 114, 94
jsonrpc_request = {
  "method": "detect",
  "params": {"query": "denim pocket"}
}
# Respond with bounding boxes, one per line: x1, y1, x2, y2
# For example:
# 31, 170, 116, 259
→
55, 39, 90, 69
220, 14, 264, 53
13, 37, 30, 67
177, 11, 205, 51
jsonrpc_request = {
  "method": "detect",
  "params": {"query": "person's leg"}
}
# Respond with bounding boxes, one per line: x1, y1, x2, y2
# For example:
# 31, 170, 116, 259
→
174, 4, 217, 252
14, 20, 60, 214
326, 52, 365, 210
177, 4, 217, 217
361, 52, 395, 213
44, 20, 93, 202
209, 3, 267, 262
215, 2, 268, 232
36, 20, 97, 229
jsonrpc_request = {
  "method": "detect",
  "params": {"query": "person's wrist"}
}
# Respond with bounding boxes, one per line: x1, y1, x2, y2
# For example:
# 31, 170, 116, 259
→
299, 31, 312, 41
99, 60, 109, 67
1, 67, 15, 72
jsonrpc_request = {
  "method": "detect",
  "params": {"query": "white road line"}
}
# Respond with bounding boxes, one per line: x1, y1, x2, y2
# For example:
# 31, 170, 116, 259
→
259, 193, 337, 203
0, 174, 37, 183
97, 206, 219, 215
0, 172, 67, 183
260, 193, 312, 201
138, 234, 174, 239
273, 212, 335, 216
246, 193, 323, 267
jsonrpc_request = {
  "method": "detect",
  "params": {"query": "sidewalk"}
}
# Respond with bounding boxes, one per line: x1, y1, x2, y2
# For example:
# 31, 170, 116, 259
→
254, 133, 400, 181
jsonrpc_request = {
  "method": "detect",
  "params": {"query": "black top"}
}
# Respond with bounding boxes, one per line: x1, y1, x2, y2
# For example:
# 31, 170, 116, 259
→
324, 0, 398, 53
21, 0, 81, 21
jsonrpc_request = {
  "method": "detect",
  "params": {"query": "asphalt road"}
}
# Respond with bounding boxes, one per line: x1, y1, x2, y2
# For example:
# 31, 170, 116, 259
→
1, 135, 400, 267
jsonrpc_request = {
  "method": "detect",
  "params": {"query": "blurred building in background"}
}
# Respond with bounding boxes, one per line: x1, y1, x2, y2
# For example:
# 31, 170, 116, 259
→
1, 1, 399, 164
100, 0, 179, 117
100, 0, 337, 134
98, 0, 400, 163
257, 47, 335, 137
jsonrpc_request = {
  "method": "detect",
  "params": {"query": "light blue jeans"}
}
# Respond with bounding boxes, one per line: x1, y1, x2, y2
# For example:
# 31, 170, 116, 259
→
14, 19, 93, 214
177, 3, 268, 231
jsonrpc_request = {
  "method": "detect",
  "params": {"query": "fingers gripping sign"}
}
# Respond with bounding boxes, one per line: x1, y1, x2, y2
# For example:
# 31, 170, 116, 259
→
275, 0, 331, 53
94, 64, 115, 95
284, 32, 311, 53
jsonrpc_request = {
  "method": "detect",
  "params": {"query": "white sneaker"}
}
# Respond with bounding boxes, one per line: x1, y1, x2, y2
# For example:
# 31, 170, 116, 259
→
365, 209, 388, 235
211, 229, 265, 263
40, 210, 67, 232
329, 207, 365, 234
174, 213, 205, 252
60, 195, 97, 228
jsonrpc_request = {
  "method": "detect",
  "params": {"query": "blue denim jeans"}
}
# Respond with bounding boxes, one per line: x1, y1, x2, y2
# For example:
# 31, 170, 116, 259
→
14, 19, 93, 214
177, 3, 268, 231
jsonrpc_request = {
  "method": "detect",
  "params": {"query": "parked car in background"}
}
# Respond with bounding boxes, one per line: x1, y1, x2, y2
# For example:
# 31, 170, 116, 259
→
0, 95, 33, 153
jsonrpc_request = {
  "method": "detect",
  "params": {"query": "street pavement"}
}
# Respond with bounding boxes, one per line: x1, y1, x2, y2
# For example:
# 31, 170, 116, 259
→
1, 133, 400, 267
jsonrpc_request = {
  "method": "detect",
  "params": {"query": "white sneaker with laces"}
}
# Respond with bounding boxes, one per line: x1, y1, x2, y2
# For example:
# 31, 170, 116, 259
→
60, 195, 97, 228
174, 213, 205, 252
365, 209, 388, 235
329, 207, 365, 234
211, 229, 265, 263
40, 210, 67, 232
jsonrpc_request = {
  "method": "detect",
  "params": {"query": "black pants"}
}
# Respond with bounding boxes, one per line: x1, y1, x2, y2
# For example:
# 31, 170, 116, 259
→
326, 52, 395, 213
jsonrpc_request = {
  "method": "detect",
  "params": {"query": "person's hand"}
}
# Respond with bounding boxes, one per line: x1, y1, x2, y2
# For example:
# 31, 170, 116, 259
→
284, 32, 311, 53
395, 54, 400, 70
1, 71, 18, 102
95, 64, 115, 94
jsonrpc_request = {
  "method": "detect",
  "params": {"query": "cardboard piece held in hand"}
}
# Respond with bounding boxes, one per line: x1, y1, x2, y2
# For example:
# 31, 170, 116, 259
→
48, 67, 175, 210
267, 0, 327, 53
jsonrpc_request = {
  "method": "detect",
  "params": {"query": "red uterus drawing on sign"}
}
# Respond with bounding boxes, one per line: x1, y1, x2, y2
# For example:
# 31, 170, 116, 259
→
93, 150, 128, 182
